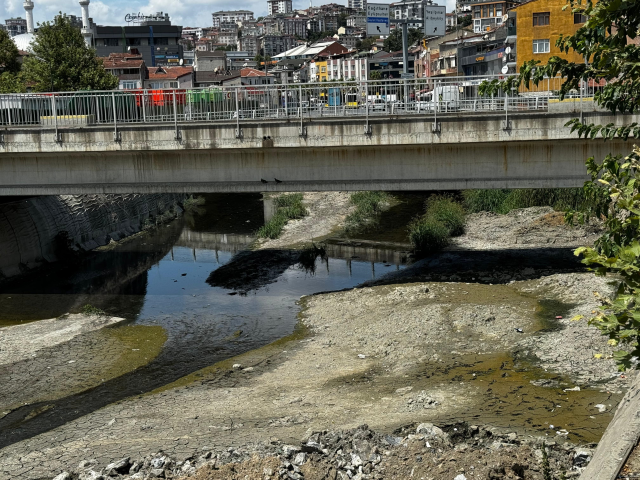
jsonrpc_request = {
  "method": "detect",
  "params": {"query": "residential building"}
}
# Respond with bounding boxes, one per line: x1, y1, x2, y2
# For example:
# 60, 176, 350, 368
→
511, 0, 587, 66
238, 34, 259, 56
211, 10, 254, 28
4, 17, 27, 37
218, 30, 238, 47
348, 0, 366, 11
194, 71, 239, 87
183, 50, 195, 66
269, 58, 309, 83
414, 29, 473, 78
306, 18, 326, 35
182, 27, 206, 39
324, 54, 368, 81
369, 50, 415, 79
144, 65, 194, 89
219, 67, 275, 86
347, 14, 366, 28
391, 0, 429, 28
313, 59, 328, 81
100, 52, 146, 89
273, 40, 349, 60
446, 12, 457, 28
194, 50, 227, 72
282, 16, 308, 38
335, 33, 360, 50
93, 17, 183, 68
226, 51, 258, 70
459, 26, 508, 76
471, 0, 520, 33
262, 34, 297, 57
268, 0, 293, 15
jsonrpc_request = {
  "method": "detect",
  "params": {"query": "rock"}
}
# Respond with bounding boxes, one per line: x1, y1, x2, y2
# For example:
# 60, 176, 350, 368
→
104, 457, 130, 475
383, 435, 402, 446
293, 452, 307, 465
574, 449, 593, 466
232, 363, 242, 369
129, 474, 144, 480
149, 468, 165, 478
416, 423, 446, 440
243, 367, 254, 372
395, 386, 413, 395
52, 473, 71, 480
563, 386, 580, 392
506, 433, 517, 442
264, 467, 274, 476
129, 462, 141, 474
454, 475, 467, 480
351, 453, 363, 467
78, 470, 104, 480
594, 404, 607, 413
78, 460, 98, 470
357, 354, 366, 359
282, 445, 301, 458
150, 456, 166, 469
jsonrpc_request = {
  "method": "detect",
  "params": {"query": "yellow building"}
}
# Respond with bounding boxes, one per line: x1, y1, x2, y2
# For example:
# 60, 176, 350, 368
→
513, 0, 587, 66
315, 60, 328, 82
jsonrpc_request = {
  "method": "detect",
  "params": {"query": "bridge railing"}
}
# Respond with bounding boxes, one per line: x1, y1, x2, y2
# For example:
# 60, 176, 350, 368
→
0, 75, 599, 129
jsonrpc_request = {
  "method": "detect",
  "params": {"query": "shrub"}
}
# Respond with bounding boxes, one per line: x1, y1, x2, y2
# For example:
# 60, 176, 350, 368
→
425, 196, 466, 237
408, 217, 450, 253
81, 304, 106, 316
256, 194, 308, 239
463, 188, 598, 214
345, 191, 391, 233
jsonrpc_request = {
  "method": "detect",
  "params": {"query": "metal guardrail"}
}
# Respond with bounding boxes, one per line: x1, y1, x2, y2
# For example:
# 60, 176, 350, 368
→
0, 75, 601, 139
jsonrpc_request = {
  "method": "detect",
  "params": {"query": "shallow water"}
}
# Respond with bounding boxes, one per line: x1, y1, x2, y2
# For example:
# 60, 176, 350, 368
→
0, 193, 408, 447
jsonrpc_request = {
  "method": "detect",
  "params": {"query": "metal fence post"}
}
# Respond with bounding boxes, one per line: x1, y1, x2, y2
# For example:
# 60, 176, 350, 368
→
52, 93, 60, 143
142, 90, 146, 123
112, 91, 120, 142
235, 87, 242, 139
298, 84, 306, 137
364, 81, 371, 135
173, 90, 181, 141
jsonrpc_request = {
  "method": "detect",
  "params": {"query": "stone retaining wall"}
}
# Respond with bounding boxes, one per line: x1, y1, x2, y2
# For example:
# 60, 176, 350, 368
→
0, 194, 185, 280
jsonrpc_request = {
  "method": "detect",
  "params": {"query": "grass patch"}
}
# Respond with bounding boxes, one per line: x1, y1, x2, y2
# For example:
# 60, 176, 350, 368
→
408, 195, 466, 255
183, 195, 205, 213
344, 191, 391, 234
256, 193, 307, 239
81, 304, 107, 316
463, 188, 596, 214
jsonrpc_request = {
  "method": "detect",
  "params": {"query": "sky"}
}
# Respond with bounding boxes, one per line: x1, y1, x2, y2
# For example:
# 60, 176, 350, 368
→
1, 0, 456, 29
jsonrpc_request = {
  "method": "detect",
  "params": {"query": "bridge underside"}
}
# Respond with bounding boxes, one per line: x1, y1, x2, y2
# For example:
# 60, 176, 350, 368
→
0, 138, 625, 195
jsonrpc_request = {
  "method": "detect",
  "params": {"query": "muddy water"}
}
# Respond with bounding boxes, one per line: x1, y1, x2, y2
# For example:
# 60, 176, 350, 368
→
0, 193, 407, 448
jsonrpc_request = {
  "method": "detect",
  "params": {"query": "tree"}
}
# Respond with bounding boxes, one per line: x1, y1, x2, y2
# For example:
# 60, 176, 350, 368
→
355, 36, 377, 52
369, 70, 381, 80
307, 30, 338, 44
459, 15, 472, 28
0, 28, 21, 74
21, 15, 118, 92
338, 13, 349, 28
383, 28, 423, 52
480, 0, 640, 370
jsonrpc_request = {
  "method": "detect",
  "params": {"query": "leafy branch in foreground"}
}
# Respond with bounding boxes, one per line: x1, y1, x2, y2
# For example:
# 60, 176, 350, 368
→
479, 0, 640, 370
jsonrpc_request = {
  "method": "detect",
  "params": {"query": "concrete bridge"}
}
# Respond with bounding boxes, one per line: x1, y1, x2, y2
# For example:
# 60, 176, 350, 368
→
0, 101, 633, 195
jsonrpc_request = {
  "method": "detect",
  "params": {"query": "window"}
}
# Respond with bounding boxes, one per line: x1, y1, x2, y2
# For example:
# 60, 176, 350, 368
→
104, 38, 119, 46
149, 82, 163, 89
126, 38, 141, 46
474, 6, 480, 18
574, 13, 587, 23
169, 81, 179, 88
532, 39, 550, 54
533, 12, 550, 26
121, 81, 137, 89
321, 66, 326, 72
482, 5, 488, 17
496, 5, 502, 16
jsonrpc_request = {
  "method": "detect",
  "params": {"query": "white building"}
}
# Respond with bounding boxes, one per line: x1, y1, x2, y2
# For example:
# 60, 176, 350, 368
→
267, 0, 293, 15
211, 10, 254, 28
347, 0, 366, 11
182, 27, 206, 39
391, 0, 432, 28
326, 56, 368, 81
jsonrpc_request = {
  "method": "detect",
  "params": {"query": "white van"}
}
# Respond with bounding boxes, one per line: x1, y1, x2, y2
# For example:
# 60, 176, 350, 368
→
417, 85, 460, 111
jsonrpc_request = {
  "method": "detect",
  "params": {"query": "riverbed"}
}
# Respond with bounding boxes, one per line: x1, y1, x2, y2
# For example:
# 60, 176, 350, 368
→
0, 193, 630, 479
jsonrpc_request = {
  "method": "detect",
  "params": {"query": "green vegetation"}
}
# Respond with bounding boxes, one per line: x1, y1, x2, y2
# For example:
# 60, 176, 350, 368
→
256, 193, 307, 239
297, 243, 327, 274
344, 191, 391, 233
21, 15, 118, 92
409, 196, 466, 254
463, 188, 597, 214
383, 28, 423, 52
478, 0, 640, 370
81, 304, 107, 316
183, 195, 205, 213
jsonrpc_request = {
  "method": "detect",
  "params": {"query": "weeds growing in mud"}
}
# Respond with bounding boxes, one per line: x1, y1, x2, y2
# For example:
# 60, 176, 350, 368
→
409, 196, 466, 255
183, 195, 206, 213
81, 304, 106, 316
344, 191, 391, 234
256, 193, 307, 239
463, 188, 598, 215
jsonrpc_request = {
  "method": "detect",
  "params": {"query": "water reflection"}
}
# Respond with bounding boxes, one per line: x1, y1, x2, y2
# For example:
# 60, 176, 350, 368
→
0, 193, 407, 448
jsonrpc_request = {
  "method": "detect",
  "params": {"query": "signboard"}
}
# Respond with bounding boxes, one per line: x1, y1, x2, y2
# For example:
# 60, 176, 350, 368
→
367, 3, 390, 36
400, 72, 413, 79
423, 5, 446, 36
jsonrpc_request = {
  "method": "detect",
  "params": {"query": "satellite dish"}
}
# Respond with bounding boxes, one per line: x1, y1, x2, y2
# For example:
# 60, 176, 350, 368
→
501, 65, 509, 74
127, 46, 131, 51
505, 46, 511, 54
179, 59, 184, 65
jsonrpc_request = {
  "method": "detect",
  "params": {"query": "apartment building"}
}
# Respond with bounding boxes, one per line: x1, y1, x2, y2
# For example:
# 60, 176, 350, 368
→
268, 0, 293, 15
211, 10, 254, 28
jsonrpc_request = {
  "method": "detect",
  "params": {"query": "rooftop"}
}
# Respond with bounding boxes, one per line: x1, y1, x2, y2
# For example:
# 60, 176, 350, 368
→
147, 66, 194, 80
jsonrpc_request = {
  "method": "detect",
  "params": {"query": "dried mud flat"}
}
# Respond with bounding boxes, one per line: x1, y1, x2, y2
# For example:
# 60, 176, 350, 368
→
0, 206, 631, 480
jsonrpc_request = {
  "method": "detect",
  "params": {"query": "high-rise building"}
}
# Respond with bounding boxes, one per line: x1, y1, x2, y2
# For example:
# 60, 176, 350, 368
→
347, 0, 366, 11
211, 10, 254, 28
267, 0, 293, 15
